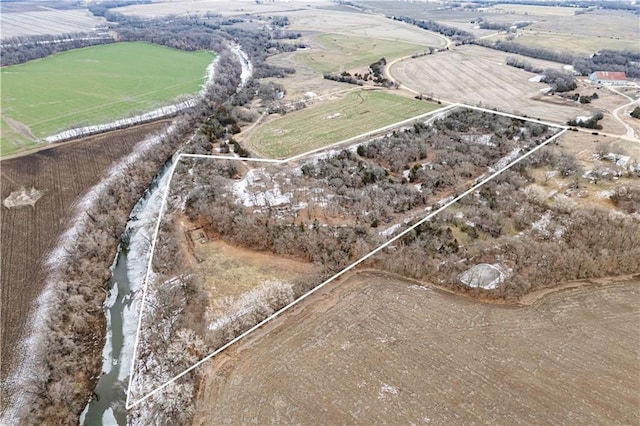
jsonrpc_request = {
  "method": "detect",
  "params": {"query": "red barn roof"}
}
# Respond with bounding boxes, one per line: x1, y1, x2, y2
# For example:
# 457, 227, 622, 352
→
593, 71, 626, 81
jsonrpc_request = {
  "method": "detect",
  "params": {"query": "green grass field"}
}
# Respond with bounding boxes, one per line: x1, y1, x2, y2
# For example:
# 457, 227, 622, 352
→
295, 33, 427, 74
1, 42, 214, 155
245, 90, 440, 158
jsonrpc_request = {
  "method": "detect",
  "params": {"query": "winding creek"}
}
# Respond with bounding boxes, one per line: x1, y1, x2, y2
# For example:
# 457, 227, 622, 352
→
79, 44, 253, 425
80, 160, 174, 425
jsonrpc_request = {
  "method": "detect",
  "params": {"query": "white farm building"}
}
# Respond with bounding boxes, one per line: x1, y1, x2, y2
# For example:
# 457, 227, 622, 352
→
589, 71, 627, 85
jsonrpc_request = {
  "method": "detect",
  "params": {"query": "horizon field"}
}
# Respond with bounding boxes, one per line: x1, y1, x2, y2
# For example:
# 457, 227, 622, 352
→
1, 41, 214, 156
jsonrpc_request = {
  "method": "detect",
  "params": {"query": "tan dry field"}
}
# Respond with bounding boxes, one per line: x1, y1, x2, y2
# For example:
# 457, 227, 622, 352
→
117, 0, 336, 18
481, 9, 640, 55
0, 121, 169, 385
532, 131, 640, 211
390, 45, 592, 123
184, 237, 321, 302
0, 8, 106, 39
282, 9, 447, 49
194, 271, 639, 424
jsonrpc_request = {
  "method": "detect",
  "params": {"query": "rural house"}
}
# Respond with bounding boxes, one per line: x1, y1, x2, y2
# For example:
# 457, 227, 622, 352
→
589, 71, 627, 85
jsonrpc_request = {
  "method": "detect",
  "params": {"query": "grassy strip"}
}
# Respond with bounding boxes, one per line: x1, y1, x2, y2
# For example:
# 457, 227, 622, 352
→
246, 90, 439, 158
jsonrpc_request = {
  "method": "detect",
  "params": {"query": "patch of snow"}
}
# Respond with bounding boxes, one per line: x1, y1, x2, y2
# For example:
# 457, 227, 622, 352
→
379, 223, 401, 237
408, 284, 430, 292
378, 383, 400, 399
232, 168, 292, 207
459, 263, 509, 290
461, 134, 495, 147
437, 196, 454, 207
605, 153, 631, 167
489, 148, 521, 172
597, 190, 614, 199
532, 211, 551, 235
230, 43, 253, 88
102, 307, 114, 375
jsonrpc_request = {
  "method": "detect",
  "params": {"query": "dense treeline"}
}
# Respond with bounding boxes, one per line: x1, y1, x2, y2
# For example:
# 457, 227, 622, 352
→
541, 69, 577, 92
391, 16, 475, 43
170, 109, 555, 278
0, 33, 114, 66
466, 0, 639, 12
506, 57, 543, 73
476, 39, 640, 78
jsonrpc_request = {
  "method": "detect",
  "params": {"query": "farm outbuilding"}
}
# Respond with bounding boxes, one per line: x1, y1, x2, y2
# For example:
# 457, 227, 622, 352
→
589, 71, 627, 85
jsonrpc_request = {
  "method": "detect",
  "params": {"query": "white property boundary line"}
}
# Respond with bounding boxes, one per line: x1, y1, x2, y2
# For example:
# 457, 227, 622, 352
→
125, 105, 567, 409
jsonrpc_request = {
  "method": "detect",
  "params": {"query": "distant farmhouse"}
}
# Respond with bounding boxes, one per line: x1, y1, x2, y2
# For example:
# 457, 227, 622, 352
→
589, 71, 627, 85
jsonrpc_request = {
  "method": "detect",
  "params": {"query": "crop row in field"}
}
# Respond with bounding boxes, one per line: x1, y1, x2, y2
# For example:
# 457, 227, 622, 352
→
0, 42, 213, 152
244, 90, 439, 158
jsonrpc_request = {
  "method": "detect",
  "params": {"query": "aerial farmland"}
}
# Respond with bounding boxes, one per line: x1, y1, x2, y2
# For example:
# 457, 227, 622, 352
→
1, 1, 638, 425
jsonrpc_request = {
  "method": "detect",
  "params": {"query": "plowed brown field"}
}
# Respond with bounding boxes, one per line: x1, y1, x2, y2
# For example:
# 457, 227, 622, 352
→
194, 271, 639, 425
390, 45, 590, 123
0, 121, 168, 384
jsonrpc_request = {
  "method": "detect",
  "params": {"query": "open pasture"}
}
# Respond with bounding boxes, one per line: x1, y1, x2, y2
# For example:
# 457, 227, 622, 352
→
390, 45, 590, 123
0, 121, 169, 397
243, 90, 439, 158
295, 33, 428, 74
0, 42, 213, 149
186, 238, 321, 302
195, 271, 640, 424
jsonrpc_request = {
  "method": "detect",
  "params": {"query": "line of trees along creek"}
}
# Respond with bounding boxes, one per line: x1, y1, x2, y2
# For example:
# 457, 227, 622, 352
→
13, 15, 301, 424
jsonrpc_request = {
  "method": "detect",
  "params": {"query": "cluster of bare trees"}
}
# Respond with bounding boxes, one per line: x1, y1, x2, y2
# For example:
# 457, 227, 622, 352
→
392, 16, 474, 43
376, 147, 640, 301
0, 33, 114, 66
164, 109, 556, 291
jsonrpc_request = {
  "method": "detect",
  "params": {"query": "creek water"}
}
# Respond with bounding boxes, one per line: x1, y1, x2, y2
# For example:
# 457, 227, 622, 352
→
80, 159, 174, 426
81, 249, 130, 425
